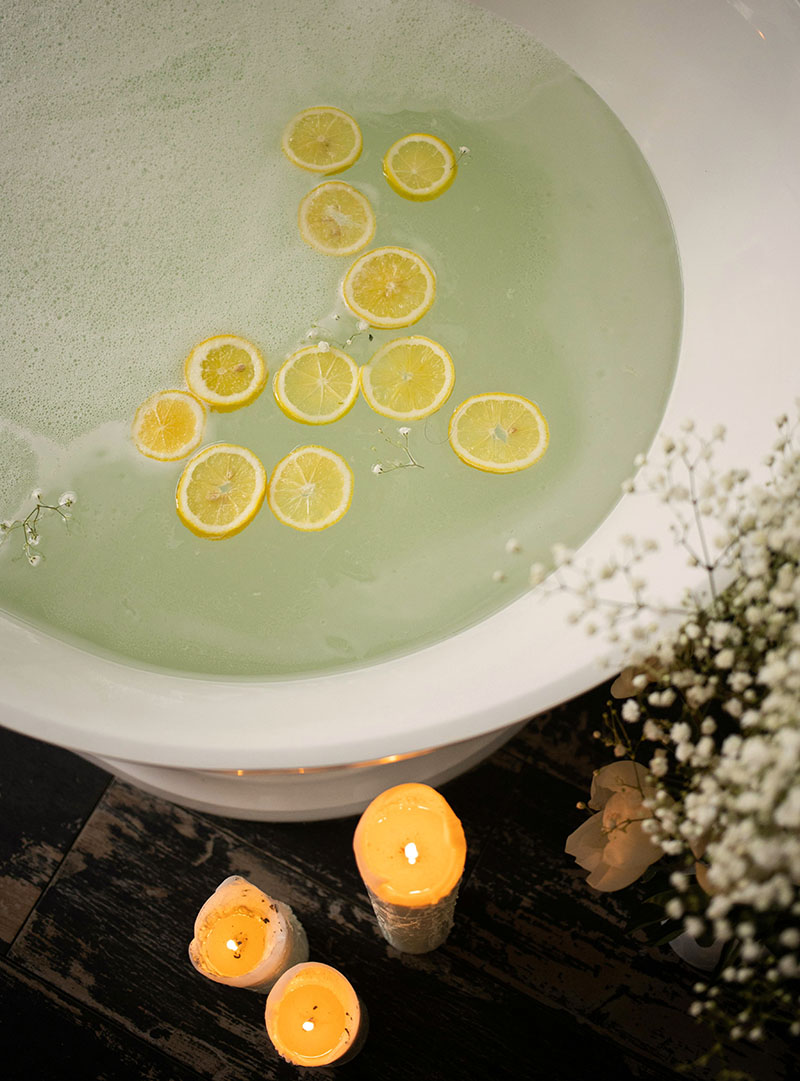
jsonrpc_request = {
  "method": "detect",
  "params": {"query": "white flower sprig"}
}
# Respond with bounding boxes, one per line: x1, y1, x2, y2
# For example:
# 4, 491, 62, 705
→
558, 408, 800, 1060
371, 427, 423, 475
0, 490, 77, 566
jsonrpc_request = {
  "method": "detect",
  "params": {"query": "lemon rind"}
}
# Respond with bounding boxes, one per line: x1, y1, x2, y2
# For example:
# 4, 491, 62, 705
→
298, 181, 376, 256
273, 346, 361, 425
184, 334, 267, 412
131, 389, 207, 462
176, 442, 267, 539
342, 246, 436, 330
360, 335, 455, 421
383, 133, 458, 202
281, 106, 363, 175
448, 393, 550, 474
267, 445, 354, 532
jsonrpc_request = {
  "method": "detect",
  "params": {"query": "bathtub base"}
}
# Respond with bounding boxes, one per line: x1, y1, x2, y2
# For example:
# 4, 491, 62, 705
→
83, 721, 525, 820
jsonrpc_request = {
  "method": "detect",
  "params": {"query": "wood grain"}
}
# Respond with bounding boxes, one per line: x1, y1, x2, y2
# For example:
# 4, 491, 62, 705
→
1, 691, 796, 1081
0, 959, 205, 1081
0, 724, 110, 949
6, 776, 681, 1080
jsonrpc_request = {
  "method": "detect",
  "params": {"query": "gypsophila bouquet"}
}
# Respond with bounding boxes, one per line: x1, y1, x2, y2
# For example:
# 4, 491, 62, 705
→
543, 409, 800, 1066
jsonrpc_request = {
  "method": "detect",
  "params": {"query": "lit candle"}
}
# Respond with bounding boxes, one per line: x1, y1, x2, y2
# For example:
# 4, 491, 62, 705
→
188, 875, 308, 993
265, 962, 366, 1067
353, 782, 467, 953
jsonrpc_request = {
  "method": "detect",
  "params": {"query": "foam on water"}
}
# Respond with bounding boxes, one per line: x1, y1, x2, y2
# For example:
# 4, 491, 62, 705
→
1, 0, 562, 445
0, 0, 682, 677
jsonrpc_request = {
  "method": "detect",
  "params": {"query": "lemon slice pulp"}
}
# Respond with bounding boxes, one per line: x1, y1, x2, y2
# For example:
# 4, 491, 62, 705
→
360, 336, 455, 421
298, 181, 375, 256
131, 390, 206, 461
184, 335, 267, 412
342, 246, 436, 329
274, 346, 360, 424
448, 393, 549, 473
268, 445, 353, 532
281, 106, 362, 174
176, 443, 267, 539
383, 133, 457, 201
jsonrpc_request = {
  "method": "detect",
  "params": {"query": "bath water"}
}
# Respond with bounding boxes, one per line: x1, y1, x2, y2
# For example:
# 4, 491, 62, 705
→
0, 0, 682, 677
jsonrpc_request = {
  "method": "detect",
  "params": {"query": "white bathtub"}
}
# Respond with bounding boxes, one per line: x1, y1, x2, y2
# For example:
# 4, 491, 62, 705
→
2, 0, 798, 818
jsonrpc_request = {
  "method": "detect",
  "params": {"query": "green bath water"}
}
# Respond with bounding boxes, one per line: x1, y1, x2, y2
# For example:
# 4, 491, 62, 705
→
0, 0, 681, 677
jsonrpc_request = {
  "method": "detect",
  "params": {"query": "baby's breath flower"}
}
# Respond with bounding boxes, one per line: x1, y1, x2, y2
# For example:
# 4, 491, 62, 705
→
529, 562, 546, 586
557, 410, 800, 1050
620, 700, 640, 723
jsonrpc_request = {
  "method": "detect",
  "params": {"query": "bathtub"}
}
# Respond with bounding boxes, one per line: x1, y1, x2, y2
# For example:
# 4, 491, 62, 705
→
1, 0, 798, 818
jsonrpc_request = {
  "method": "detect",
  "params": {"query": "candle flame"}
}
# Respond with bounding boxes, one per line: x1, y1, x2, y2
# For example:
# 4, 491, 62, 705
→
404, 841, 419, 865
302, 1020, 315, 1032
226, 938, 238, 952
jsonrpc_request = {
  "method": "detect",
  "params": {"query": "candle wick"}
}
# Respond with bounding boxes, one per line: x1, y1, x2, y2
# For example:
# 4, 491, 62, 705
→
302, 1020, 315, 1032
404, 842, 419, 866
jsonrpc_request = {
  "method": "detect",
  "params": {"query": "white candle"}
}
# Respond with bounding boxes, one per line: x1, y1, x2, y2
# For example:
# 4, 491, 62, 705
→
353, 782, 467, 954
265, 962, 367, 1067
188, 875, 308, 993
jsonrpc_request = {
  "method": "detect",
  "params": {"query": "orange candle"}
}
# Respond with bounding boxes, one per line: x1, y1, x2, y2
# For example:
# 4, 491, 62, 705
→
353, 782, 467, 953
189, 876, 308, 992
265, 962, 366, 1067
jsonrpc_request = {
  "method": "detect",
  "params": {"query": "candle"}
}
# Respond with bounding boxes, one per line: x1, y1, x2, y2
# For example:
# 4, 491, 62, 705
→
353, 782, 467, 953
265, 962, 366, 1067
188, 875, 308, 993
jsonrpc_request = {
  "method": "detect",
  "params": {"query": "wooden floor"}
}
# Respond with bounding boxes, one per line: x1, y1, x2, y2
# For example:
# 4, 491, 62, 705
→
0, 685, 794, 1081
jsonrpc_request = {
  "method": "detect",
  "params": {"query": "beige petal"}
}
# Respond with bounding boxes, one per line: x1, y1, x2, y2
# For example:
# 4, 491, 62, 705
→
590, 760, 652, 810
610, 666, 642, 698
565, 812, 605, 873
587, 856, 655, 892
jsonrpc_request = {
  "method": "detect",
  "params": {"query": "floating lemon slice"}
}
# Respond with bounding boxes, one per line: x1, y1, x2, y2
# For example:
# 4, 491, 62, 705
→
184, 335, 267, 412
274, 345, 360, 424
131, 389, 206, 461
383, 133, 457, 201
268, 445, 353, 532
176, 443, 267, 539
298, 181, 375, 256
448, 393, 549, 473
281, 106, 362, 174
361, 336, 455, 420
342, 246, 436, 329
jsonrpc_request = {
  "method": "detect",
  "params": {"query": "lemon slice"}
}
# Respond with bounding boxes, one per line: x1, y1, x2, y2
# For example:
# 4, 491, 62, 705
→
274, 345, 360, 424
131, 389, 206, 461
184, 335, 267, 412
383, 133, 457, 201
448, 393, 549, 473
176, 443, 267, 539
281, 106, 362, 174
342, 246, 436, 329
268, 445, 353, 532
298, 181, 376, 256
360, 336, 455, 421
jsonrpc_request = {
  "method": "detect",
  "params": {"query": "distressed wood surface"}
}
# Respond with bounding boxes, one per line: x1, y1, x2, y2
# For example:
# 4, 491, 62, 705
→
0, 960, 204, 1081
0, 724, 109, 950
0, 687, 796, 1081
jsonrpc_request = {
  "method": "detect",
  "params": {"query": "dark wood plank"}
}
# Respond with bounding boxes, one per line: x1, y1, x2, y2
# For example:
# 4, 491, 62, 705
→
507, 681, 616, 788
0, 958, 205, 1081
451, 753, 794, 1081
8, 778, 682, 1081
0, 723, 110, 950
